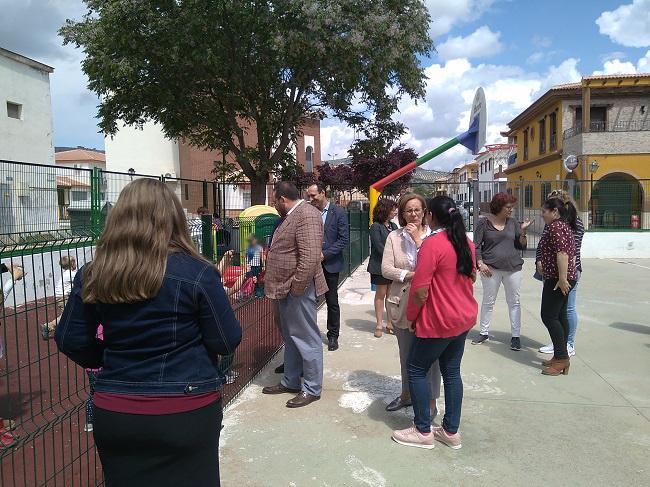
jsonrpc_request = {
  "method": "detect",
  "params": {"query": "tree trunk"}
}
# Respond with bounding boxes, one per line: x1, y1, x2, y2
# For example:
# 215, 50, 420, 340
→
250, 177, 268, 206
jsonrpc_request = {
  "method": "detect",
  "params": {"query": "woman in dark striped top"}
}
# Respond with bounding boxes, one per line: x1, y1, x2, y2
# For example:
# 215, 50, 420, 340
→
536, 190, 584, 357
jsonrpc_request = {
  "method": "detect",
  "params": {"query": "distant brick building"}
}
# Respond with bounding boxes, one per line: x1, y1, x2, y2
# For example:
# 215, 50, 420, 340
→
105, 117, 321, 216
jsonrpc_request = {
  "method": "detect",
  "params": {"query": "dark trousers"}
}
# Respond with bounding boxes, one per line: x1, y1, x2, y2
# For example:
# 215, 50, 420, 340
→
94, 400, 222, 487
323, 269, 341, 340
407, 331, 468, 434
541, 279, 575, 360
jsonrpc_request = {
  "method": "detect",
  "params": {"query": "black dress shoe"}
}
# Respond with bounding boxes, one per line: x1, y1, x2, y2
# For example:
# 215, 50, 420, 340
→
328, 338, 339, 351
385, 396, 412, 412
262, 383, 301, 395
274, 363, 284, 374
286, 391, 321, 408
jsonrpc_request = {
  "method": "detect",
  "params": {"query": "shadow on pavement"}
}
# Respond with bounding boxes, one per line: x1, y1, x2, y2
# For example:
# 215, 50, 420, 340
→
467, 330, 546, 369
610, 322, 650, 335
345, 318, 389, 336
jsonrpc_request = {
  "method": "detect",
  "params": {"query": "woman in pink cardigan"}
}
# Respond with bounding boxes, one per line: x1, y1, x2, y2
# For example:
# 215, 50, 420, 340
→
381, 194, 441, 415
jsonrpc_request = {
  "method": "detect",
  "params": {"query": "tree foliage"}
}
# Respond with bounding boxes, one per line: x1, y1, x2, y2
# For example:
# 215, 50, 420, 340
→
351, 145, 417, 196
318, 163, 356, 192
61, 0, 432, 204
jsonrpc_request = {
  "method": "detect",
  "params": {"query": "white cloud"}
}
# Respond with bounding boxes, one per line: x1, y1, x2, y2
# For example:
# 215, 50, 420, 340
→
527, 52, 545, 65
321, 57, 585, 171
527, 51, 559, 65
596, 0, 650, 48
320, 124, 356, 162
425, 0, 498, 38
591, 49, 650, 75
532, 35, 553, 49
436, 26, 503, 60
593, 59, 638, 76
638, 50, 650, 72
601, 51, 628, 63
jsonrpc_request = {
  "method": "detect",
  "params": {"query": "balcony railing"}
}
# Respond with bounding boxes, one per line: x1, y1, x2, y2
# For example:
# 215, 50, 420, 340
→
563, 120, 650, 139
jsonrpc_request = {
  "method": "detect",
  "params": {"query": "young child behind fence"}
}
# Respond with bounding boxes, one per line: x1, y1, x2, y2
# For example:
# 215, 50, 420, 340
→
41, 256, 77, 340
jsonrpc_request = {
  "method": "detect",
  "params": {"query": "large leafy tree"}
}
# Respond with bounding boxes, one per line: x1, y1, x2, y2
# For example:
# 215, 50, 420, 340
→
61, 0, 432, 204
351, 145, 417, 196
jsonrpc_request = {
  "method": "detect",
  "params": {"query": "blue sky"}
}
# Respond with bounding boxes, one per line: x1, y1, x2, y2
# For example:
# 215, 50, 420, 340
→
2, 0, 649, 170
321, 0, 650, 169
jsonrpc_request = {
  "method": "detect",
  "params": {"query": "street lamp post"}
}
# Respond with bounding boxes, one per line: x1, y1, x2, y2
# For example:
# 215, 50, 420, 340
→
589, 160, 599, 229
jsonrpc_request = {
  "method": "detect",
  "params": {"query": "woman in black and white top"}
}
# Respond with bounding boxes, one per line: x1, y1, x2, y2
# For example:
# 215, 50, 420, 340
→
537, 190, 584, 357
473, 193, 531, 351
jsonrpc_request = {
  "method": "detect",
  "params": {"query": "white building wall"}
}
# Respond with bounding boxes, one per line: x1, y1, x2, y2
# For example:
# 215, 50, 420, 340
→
104, 122, 180, 177
56, 160, 106, 170
0, 54, 54, 164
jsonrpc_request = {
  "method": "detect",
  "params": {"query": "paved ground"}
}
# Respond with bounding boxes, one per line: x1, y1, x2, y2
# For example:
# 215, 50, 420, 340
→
220, 258, 650, 487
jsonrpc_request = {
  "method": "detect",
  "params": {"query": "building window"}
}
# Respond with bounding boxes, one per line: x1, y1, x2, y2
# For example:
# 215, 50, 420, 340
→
305, 146, 314, 173
6, 101, 22, 119
57, 188, 70, 220
71, 190, 88, 202
549, 112, 557, 150
523, 129, 529, 161
184, 184, 189, 200
524, 185, 533, 208
539, 118, 546, 154
540, 182, 552, 203
484, 190, 489, 202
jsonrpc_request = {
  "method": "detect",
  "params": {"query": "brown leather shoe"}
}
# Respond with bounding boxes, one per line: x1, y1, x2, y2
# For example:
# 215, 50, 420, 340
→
286, 391, 320, 408
542, 357, 559, 367
262, 383, 301, 395
541, 359, 570, 376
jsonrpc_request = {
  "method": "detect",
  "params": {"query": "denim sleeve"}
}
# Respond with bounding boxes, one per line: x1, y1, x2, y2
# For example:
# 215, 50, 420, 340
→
195, 266, 242, 357
54, 269, 104, 369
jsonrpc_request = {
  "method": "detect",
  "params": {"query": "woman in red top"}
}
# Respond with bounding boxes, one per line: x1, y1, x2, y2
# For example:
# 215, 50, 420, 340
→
391, 196, 477, 451
537, 198, 576, 376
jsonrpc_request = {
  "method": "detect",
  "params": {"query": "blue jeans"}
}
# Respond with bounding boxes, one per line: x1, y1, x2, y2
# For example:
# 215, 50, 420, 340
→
407, 331, 468, 434
566, 272, 580, 347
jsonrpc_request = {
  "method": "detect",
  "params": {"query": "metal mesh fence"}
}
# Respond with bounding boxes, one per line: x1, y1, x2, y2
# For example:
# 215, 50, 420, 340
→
1, 235, 101, 486
401, 178, 649, 249
1, 159, 370, 485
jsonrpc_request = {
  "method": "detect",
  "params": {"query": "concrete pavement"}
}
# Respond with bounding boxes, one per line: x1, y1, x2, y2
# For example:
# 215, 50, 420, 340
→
220, 258, 650, 487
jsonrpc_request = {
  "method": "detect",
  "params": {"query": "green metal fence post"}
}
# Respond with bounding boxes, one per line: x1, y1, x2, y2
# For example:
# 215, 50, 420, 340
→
90, 167, 101, 236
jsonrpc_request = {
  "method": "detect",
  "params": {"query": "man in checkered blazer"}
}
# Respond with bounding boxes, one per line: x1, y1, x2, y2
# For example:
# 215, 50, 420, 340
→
262, 182, 328, 408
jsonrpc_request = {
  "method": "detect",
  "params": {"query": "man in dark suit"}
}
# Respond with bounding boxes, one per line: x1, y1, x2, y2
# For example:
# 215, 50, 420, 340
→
307, 183, 349, 351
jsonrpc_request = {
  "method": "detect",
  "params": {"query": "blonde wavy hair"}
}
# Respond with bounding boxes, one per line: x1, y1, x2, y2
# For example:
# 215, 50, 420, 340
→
82, 178, 204, 304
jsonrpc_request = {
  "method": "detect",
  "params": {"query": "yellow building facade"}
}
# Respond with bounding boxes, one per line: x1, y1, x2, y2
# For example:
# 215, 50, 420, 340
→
503, 74, 650, 230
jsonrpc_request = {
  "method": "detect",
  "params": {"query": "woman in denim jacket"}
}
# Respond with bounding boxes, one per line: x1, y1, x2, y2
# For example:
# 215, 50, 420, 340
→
55, 179, 242, 487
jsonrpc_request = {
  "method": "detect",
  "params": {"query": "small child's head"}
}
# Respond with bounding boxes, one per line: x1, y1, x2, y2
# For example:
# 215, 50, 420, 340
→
247, 234, 259, 247
60, 255, 77, 271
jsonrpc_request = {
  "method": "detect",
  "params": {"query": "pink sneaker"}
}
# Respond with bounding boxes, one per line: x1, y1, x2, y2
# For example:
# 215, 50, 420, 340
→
391, 426, 435, 450
433, 425, 462, 449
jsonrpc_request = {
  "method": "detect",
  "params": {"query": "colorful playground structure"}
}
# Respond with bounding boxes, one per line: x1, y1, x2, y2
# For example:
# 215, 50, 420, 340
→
369, 88, 487, 220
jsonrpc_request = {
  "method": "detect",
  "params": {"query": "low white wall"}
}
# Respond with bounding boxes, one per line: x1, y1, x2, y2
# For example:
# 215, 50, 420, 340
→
467, 231, 650, 258
581, 232, 650, 259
